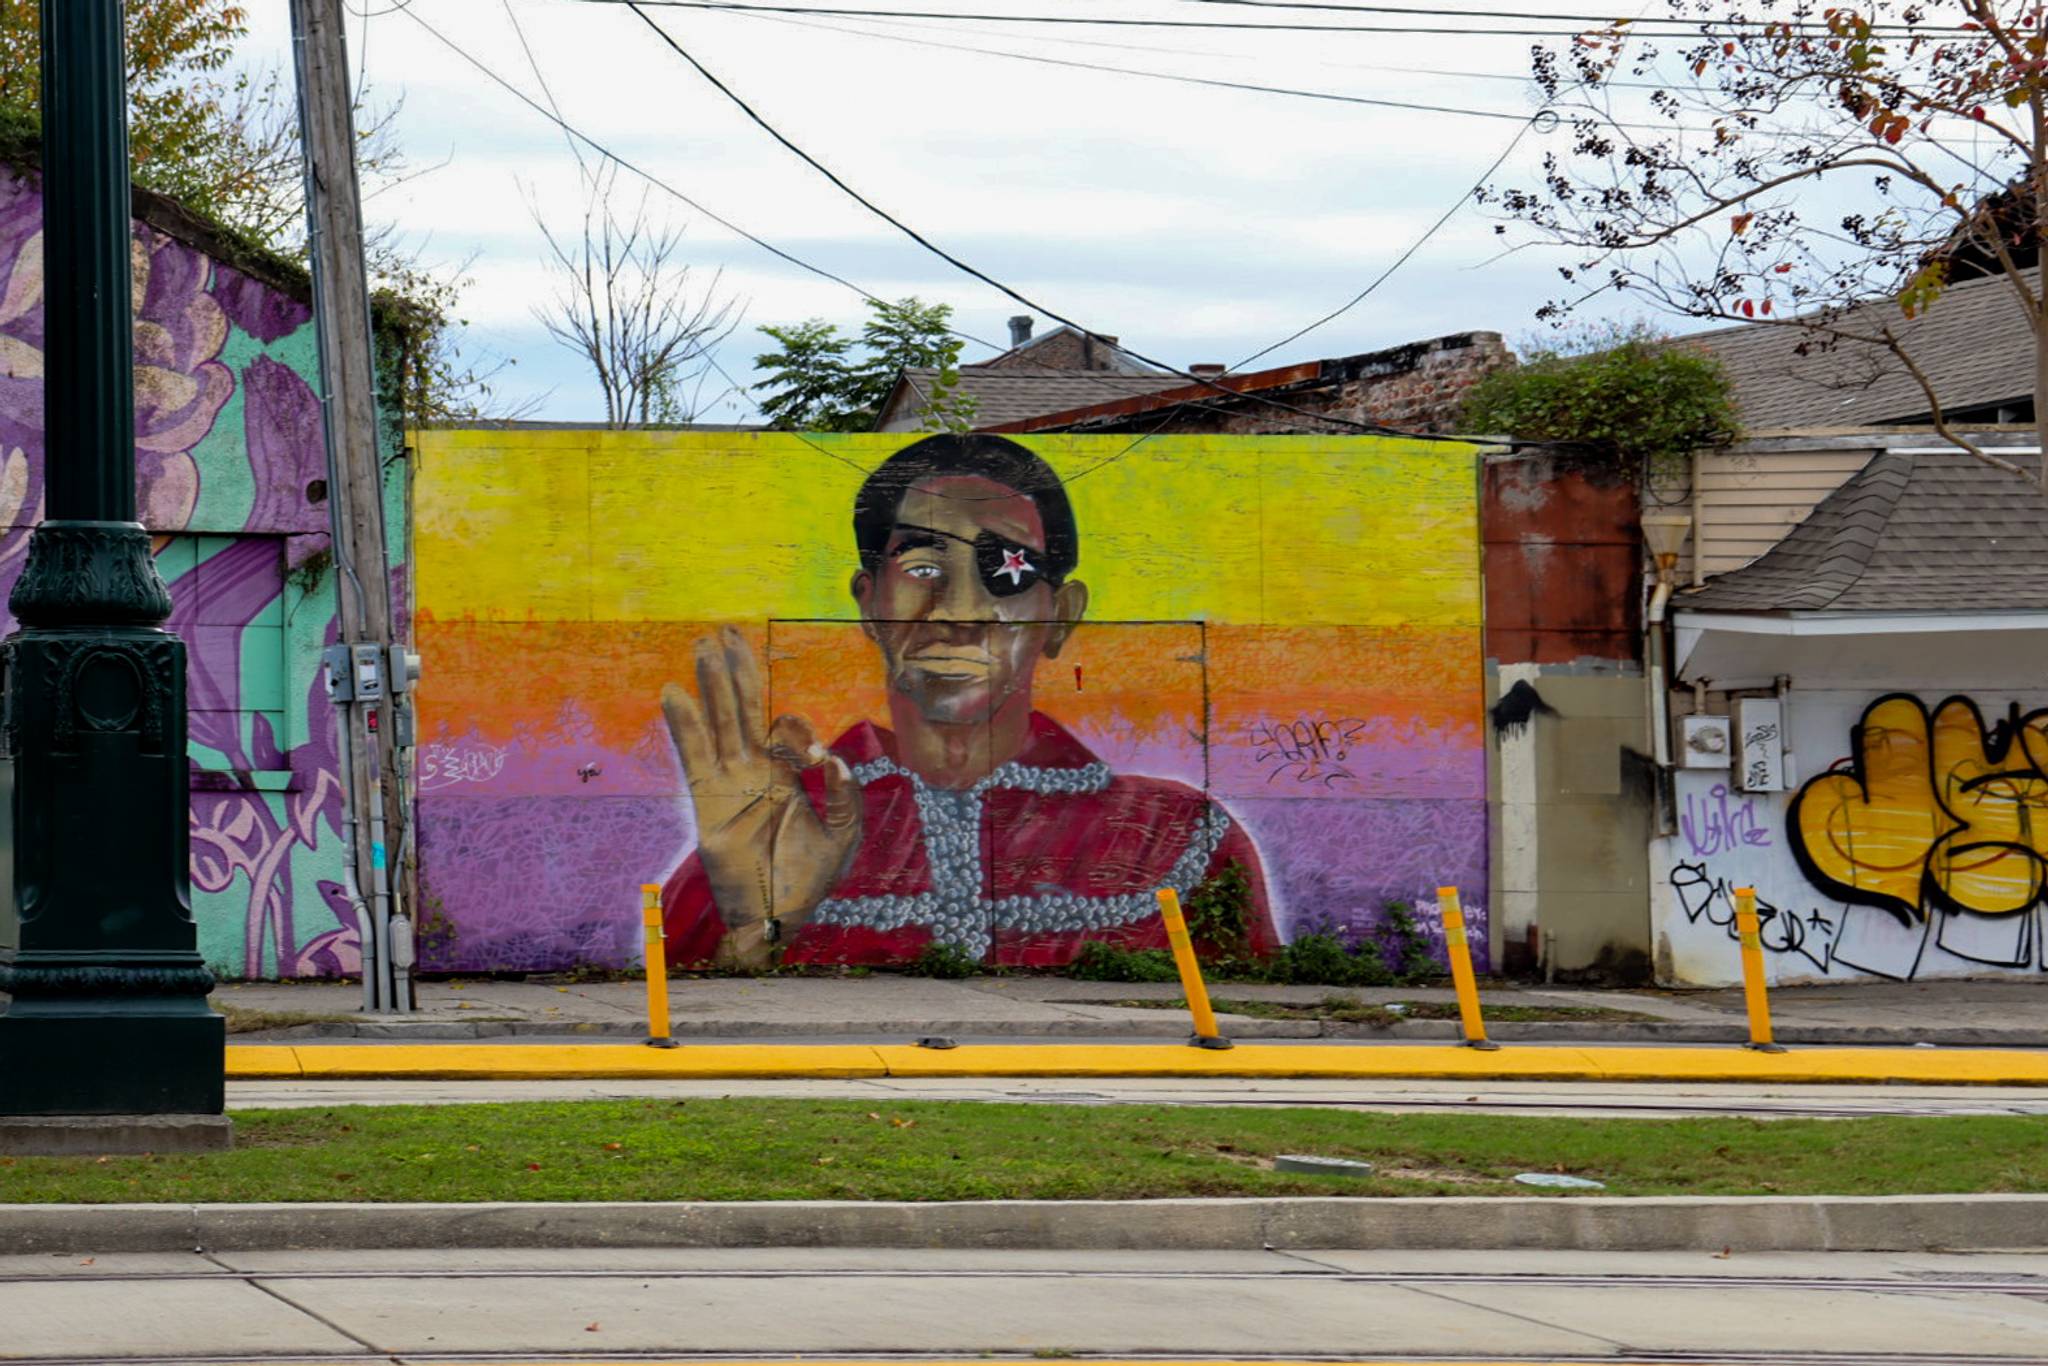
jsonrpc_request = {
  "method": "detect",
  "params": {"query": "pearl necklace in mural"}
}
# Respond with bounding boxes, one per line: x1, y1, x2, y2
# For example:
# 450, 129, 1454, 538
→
810, 756, 1232, 961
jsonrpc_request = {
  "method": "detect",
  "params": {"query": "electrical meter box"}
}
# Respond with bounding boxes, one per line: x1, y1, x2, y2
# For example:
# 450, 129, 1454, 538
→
1678, 715, 1733, 769
1733, 697, 1787, 792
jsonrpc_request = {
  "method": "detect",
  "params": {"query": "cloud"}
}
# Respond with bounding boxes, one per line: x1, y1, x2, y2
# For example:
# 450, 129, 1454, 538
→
235, 0, 1624, 421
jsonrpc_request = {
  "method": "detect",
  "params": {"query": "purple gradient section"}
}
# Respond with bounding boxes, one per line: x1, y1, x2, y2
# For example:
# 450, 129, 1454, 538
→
418, 722, 683, 800
417, 796, 689, 972
1229, 797, 1490, 970
1212, 719, 1484, 800
1062, 724, 1206, 791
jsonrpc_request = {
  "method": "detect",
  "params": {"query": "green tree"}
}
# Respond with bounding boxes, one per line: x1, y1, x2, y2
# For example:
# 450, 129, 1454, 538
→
0, 0, 515, 426
1481, 0, 2048, 490
751, 296, 975, 431
0, 0, 246, 214
752, 319, 855, 430
1459, 323, 1738, 474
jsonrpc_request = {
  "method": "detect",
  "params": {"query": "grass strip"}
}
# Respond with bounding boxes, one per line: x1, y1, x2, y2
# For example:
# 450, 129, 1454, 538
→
1, 1101, 2043, 1204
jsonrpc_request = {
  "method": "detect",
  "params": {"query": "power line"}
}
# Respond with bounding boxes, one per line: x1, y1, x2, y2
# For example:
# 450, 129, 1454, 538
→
622, 0, 1469, 440
572, 0, 1779, 38
403, 0, 1301, 456
411, 0, 1511, 447
761, 5, 1671, 90
618, 0, 1507, 438
1232, 126, 1531, 371
705, 7, 1539, 122
700, 5, 1819, 142
702, 347, 1203, 487
1227, 0, 1667, 373
395, 2, 1007, 356
397, 0, 1278, 444
1181, 0, 1965, 34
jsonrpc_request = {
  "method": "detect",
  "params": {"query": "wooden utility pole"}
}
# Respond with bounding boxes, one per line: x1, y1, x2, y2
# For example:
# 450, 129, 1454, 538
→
290, 0, 410, 1011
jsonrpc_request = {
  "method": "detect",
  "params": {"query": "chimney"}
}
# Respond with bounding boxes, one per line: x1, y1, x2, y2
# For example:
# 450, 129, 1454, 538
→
1007, 315, 1034, 348
1188, 363, 1226, 379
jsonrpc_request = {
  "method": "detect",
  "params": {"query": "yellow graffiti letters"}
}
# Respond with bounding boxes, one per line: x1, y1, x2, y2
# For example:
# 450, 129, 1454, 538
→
1791, 695, 2048, 922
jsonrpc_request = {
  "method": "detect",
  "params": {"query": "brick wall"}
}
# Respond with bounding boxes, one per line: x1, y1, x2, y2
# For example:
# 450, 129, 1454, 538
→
1040, 332, 1513, 436
1331, 331, 1515, 433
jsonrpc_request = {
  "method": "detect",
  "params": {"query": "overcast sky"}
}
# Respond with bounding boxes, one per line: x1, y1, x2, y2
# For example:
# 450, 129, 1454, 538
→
237, 0, 1669, 424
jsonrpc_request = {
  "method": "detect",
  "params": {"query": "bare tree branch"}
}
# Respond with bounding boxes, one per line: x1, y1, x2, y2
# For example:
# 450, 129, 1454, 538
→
530, 164, 746, 428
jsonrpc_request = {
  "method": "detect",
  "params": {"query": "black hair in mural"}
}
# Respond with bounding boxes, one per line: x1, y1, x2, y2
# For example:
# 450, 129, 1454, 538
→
853, 433, 1079, 585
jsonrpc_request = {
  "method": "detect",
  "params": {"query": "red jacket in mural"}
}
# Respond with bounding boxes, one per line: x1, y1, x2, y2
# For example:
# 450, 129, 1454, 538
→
661, 712, 1275, 968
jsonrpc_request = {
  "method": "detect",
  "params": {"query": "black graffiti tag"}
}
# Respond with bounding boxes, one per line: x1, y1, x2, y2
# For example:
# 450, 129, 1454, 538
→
1669, 860, 1838, 976
1250, 717, 1370, 787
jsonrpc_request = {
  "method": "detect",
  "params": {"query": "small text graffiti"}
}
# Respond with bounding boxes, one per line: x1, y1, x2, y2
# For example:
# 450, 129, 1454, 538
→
419, 741, 511, 790
1248, 717, 1369, 786
1680, 783, 1774, 858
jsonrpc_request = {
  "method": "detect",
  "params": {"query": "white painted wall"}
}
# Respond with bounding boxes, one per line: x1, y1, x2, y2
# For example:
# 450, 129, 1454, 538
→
1651, 682, 2048, 986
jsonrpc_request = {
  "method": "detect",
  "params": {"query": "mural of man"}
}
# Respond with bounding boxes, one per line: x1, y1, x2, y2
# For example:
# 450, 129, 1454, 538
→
658, 433, 1276, 969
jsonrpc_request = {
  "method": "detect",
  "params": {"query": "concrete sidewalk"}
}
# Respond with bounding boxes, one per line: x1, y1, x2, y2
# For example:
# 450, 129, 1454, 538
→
11, 1247, 2048, 1362
212, 973, 2048, 1046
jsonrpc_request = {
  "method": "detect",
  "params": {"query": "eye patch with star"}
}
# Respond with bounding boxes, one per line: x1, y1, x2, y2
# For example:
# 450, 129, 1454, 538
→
974, 531, 1049, 597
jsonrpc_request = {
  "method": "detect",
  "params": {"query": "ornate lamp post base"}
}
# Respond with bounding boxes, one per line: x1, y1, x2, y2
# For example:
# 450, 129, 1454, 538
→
0, 520, 223, 1118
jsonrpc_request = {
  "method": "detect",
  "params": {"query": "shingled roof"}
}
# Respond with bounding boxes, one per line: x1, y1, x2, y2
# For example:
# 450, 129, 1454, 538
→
1679, 446, 2048, 613
1683, 269, 2035, 429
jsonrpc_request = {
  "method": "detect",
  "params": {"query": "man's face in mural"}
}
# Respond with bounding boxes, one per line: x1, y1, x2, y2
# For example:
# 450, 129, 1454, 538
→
853, 474, 1089, 727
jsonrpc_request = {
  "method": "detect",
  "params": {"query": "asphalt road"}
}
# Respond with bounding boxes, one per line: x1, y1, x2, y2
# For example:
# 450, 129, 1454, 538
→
6, 1247, 2048, 1363
226, 1074, 2048, 1118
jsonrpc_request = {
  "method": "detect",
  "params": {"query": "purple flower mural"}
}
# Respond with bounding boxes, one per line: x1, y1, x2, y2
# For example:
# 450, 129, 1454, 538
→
0, 163, 389, 979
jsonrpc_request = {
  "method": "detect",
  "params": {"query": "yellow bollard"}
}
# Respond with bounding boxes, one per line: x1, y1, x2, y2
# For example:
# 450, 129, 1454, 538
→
641, 884, 680, 1049
1733, 886, 1786, 1053
1155, 887, 1233, 1050
1437, 887, 1499, 1051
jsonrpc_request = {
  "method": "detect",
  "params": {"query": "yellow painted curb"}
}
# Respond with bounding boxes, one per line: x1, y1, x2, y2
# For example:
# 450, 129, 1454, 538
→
224, 1044, 891, 1081
222, 1042, 2048, 1086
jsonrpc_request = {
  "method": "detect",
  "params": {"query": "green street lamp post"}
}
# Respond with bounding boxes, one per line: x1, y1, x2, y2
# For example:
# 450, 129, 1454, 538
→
0, 0, 223, 1117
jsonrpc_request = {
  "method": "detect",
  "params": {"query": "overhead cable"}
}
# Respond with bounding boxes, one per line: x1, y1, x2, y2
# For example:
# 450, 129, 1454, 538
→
623, 0, 1475, 439
395, 2, 1009, 356
705, 7, 1539, 121
1181, 0, 1966, 34
574, 0, 1898, 38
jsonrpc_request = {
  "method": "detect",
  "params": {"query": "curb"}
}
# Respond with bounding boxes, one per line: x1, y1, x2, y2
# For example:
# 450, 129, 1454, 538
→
4, 1194, 2043, 1255
220, 1040, 2048, 1085
233, 1016, 2048, 1048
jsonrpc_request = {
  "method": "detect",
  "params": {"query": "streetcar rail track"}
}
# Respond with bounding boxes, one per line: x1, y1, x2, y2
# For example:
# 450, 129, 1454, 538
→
4, 1351, 2048, 1366
3, 1266, 2046, 1297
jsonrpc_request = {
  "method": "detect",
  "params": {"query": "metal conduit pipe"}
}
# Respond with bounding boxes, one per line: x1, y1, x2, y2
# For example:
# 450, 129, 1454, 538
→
335, 716, 377, 1014
1647, 579, 1674, 771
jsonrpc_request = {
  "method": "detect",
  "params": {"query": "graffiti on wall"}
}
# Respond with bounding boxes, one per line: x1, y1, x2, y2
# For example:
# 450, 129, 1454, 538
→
1665, 692, 2046, 982
0, 166, 363, 979
1789, 693, 2043, 975
1669, 860, 1841, 976
413, 428, 1488, 972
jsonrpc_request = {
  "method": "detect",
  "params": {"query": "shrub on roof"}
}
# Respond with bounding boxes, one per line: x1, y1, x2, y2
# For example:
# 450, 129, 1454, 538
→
1459, 322, 1739, 474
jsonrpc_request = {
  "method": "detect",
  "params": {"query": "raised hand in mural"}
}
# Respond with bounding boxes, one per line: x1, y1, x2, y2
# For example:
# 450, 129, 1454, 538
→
661, 627, 863, 969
